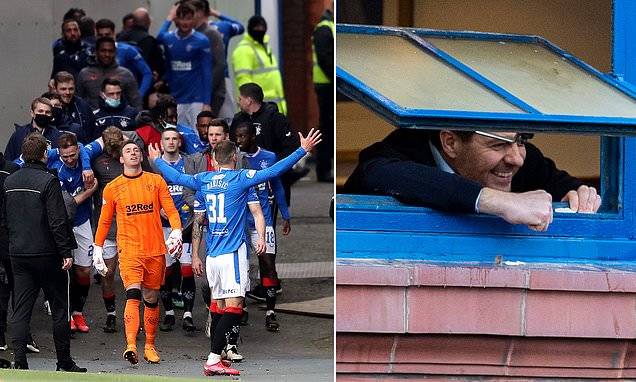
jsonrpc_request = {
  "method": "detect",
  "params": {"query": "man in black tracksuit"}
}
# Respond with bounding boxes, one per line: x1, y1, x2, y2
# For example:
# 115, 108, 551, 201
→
230, 83, 299, 207
4, 133, 85, 372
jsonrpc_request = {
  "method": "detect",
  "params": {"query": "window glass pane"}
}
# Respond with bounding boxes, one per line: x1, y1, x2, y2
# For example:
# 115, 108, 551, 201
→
337, 33, 525, 113
425, 37, 636, 117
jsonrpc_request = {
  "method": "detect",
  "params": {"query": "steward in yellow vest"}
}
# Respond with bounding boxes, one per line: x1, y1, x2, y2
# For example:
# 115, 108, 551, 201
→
231, 16, 287, 115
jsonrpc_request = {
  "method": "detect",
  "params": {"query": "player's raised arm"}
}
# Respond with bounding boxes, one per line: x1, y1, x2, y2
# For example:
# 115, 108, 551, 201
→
246, 129, 322, 187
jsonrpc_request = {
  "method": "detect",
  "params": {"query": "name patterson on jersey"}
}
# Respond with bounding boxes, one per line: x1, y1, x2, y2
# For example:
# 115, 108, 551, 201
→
125, 202, 154, 216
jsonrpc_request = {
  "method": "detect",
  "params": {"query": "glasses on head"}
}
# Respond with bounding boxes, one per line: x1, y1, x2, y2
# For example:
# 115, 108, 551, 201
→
474, 131, 534, 146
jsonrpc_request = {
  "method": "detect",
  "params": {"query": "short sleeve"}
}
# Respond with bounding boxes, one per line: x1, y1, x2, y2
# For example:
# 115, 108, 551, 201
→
247, 187, 259, 204
193, 191, 206, 213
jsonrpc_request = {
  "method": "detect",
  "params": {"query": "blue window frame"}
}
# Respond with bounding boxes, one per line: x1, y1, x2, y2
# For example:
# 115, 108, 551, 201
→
336, 22, 636, 265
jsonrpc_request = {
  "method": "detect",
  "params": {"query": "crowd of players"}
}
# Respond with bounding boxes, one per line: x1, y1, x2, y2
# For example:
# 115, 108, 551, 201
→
0, 0, 333, 377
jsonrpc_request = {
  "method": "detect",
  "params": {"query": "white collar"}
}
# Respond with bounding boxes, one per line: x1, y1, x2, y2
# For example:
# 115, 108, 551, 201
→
429, 141, 455, 174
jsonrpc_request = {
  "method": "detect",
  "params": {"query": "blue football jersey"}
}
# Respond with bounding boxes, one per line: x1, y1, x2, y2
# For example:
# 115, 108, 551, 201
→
160, 156, 191, 226
157, 147, 306, 256
243, 147, 290, 228
56, 140, 102, 226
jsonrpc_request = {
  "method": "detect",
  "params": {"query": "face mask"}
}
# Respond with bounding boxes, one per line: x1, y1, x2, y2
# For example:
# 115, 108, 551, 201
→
33, 114, 52, 127
104, 97, 120, 108
249, 30, 266, 43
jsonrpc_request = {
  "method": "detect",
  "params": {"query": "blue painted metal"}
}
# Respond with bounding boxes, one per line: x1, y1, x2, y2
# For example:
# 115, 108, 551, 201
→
336, 6, 636, 264
336, 23, 636, 135
404, 32, 541, 114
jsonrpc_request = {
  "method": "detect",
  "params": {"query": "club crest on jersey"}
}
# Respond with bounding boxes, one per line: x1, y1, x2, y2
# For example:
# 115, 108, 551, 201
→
145, 183, 156, 192
246, 170, 256, 178
259, 160, 268, 169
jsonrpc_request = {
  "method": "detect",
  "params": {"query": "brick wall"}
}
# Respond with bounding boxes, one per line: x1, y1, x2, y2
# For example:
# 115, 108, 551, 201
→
281, 0, 324, 134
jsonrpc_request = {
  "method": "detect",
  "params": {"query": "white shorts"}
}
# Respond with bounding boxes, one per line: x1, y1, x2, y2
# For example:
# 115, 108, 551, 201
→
163, 227, 192, 267
177, 102, 204, 130
206, 242, 249, 300
103, 239, 118, 260
72, 220, 94, 267
249, 226, 276, 255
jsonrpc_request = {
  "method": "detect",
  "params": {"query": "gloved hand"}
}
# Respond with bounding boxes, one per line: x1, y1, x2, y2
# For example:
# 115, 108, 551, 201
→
92, 245, 107, 276
165, 229, 183, 259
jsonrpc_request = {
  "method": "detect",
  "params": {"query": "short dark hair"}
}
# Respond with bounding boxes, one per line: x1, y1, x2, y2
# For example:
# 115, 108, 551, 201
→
429, 130, 474, 150
79, 16, 95, 38
122, 13, 134, 26
213, 140, 236, 165
120, 140, 142, 156
176, 2, 196, 18
150, 94, 177, 122
208, 118, 229, 134
234, 121, 256, 136
53, 71, 75, 86
41, 92, 63, 104
95, 36, 115, 50
101, 78, 122, 91
31, 97, 52, 111
162, 127, 180, 137
58, 132, 78, 149
95, 18, 116, 31
196, 110, 215, 123
188, 0, 210, 14
239, 83, 264, 104
22, 133, 47, 162
63, 8, 85, 22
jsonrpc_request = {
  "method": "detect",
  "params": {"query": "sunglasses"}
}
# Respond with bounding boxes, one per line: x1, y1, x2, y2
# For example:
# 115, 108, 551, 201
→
474, 131, 534, 146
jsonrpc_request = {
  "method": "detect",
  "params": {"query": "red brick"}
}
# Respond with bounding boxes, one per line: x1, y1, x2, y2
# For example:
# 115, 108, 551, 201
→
414, 264, 528, 288
524, 290, 636, 337
510, 337, 627, 368
407, 287, 523, 335
336, 363, 390, 373
337, 264, 412, 286
530, 269, 610, 291
336, 333, 395, 363
393, 334, 509, 365
337, 285, 406, 333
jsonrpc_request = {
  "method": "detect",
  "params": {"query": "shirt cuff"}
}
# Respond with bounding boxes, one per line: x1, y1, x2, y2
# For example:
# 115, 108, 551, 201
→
474, 188, 484, 214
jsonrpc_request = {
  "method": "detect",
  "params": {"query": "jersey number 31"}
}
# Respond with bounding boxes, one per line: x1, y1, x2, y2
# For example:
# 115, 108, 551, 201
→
205, 193, 227, 224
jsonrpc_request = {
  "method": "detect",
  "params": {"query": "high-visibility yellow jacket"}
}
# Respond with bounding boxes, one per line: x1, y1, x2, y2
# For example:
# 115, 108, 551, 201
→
312, 18, 334, 84
231, 33, 287, 115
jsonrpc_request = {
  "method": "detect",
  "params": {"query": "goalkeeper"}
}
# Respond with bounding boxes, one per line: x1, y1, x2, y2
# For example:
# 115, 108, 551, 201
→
93, 141, 182, 365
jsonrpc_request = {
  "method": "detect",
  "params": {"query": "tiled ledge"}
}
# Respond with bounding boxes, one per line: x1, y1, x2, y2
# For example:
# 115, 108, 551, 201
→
337, 260, 636, 292
336, 261, 636, 338
337, 333, 636, 379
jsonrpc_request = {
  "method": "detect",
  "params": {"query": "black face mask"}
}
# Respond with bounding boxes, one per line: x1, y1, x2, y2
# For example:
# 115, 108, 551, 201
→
249, 30, 266, 44
33, 114, 52, 128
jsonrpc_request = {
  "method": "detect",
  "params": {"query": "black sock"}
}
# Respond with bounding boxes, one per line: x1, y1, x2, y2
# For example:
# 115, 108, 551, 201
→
182, 276, 195, 313
103, 293, 116, 314
265, 287, 277, 311
210, 312, 223, 352
77, 283, 90, 312
211, 308, 241, 354
160, 284, 173, 312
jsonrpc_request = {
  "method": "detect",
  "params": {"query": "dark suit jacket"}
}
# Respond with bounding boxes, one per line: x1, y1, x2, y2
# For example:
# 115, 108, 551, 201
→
344, 129, 583, 214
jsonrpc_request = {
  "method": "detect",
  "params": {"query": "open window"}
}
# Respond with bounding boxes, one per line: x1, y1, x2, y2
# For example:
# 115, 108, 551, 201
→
336, 25, 636, 264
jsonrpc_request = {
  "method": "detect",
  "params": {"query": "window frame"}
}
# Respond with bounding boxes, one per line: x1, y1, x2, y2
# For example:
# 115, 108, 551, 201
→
336, 24, 636, 264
